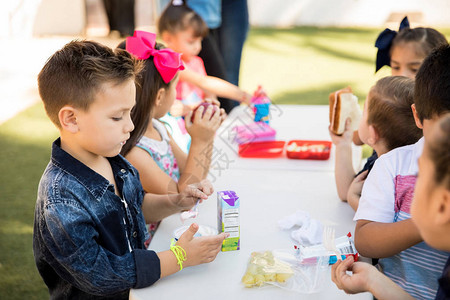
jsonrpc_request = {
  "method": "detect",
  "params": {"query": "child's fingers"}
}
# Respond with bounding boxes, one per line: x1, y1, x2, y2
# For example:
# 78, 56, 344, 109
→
336, 256, 354, 279
179, 223, 199, 242
356, 170, 369, 181
186, 184, 208, 200
209, 109, 222, 128
199, 232, 229, 246
217, 232, 230, 241
344, 118, 352, 129
220, 108, 227, 121
340, 255, 354, 270
328, 126, 341, 140
333, 256, 354, 289
206, 235, 228, 262
193, 105, 205, 123
331, 259, 342, 285
200, 179, 214, 196
185, 111, 193, 127
194, 189, 208, 200
201, 105, 214, 121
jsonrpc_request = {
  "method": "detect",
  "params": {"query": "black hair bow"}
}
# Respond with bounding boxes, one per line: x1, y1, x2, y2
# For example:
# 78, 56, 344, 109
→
375, 16, 410, 72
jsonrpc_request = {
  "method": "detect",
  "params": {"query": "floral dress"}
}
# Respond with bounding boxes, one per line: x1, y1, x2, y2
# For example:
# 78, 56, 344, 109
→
136, 119, 181, 246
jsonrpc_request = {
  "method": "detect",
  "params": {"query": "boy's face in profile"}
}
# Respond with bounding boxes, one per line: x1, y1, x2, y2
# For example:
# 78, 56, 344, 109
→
411, 126, 446, 251
73, 79, 136, 158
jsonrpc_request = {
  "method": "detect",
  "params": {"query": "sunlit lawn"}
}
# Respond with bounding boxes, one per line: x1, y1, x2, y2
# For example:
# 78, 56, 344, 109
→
1, 26, 449, 299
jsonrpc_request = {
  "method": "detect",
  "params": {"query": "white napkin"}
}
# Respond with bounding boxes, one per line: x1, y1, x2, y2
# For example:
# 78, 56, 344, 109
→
291, 219, 323, 246
278, 210, 323, 246
277, 210, 310, 230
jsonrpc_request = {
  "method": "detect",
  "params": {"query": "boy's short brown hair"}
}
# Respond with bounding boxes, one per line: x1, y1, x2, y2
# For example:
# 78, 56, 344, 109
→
38, 40, 142, 127
157, 2, 208, 38
414, 44, 450, 122
368, 76, 422, 150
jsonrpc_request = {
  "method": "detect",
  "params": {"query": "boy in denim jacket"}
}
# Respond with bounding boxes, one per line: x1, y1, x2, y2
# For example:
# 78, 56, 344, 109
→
33, 40, 228, 299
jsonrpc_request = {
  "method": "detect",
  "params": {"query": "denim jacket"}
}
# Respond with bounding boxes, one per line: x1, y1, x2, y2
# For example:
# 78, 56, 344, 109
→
33, 138, 160, 299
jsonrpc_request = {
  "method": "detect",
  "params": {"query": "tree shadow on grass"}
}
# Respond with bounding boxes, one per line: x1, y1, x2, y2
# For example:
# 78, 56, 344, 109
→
271, 82, 366, 105
246, 26, 377, 65
249, 26, 376, 39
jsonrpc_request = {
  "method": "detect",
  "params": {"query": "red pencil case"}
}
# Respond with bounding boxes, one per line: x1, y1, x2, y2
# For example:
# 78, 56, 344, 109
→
238, 141, 286, 158
286, 140, 332, 160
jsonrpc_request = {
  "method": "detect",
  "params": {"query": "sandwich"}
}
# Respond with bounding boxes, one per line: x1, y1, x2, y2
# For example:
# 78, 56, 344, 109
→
329, 87, 361, 135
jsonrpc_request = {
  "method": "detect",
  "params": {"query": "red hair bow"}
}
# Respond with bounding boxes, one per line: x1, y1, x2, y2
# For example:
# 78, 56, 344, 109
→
126, 31, 184, 83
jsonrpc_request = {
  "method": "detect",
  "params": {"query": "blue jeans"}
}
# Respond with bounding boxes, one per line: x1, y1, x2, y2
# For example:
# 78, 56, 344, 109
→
218, 0, 249, 87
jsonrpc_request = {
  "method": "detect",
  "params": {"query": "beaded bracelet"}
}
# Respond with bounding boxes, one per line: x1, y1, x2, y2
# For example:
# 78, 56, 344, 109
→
170, 239, 187, 271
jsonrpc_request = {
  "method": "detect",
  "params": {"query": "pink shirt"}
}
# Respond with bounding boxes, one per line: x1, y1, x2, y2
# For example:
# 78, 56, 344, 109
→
176, 56, 206, 106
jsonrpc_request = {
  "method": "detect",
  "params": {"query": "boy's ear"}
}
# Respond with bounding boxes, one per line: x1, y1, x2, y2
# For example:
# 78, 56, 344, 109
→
155, 88, 166, 107
412, 104, 424, 129
58, 106, 79, 133
367, 124, 379, 145
435, 187, 450, 226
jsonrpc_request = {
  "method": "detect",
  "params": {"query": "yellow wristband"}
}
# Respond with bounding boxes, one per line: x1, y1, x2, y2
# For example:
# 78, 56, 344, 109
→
170, 239, 187, 271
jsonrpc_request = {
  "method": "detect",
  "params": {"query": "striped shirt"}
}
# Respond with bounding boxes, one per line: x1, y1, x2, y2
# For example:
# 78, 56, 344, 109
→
355, 138, 450, 299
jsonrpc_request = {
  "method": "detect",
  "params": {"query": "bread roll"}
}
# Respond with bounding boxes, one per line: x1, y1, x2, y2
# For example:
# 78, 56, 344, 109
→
329, 87, 361, 135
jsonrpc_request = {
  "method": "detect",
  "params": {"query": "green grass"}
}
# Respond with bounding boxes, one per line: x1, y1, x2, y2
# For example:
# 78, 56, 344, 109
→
0, 104, 58, 299
240, 26, 450, 105
1, 26, 450, 299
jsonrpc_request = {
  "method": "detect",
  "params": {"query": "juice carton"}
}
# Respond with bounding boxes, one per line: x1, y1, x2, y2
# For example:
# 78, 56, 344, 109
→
217, 191, 240, 251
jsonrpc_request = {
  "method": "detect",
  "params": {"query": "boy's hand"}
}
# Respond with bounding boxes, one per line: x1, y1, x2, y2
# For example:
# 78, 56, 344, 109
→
329, 118, 353, 147
347, 170, 368, 210
175, 179, 214, 210
185, 104, 223, 143
331, 256, 374, 294
177, 223, 229, 267
350, 170, 368, 194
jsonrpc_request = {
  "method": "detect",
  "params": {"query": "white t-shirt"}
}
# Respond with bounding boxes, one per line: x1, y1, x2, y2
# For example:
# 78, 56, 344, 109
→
354, 137, 424, 222
353, 137, 450, 300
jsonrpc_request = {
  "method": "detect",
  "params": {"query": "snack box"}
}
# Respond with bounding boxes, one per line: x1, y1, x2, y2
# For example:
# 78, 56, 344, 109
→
217, 191, 240, 251
238, 141, 286, 158
233, 122, 276, 145
286, 140, 332, 160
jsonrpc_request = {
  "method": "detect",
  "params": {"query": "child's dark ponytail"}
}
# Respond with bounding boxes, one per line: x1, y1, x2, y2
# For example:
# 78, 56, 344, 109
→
117, 41, 169, 156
